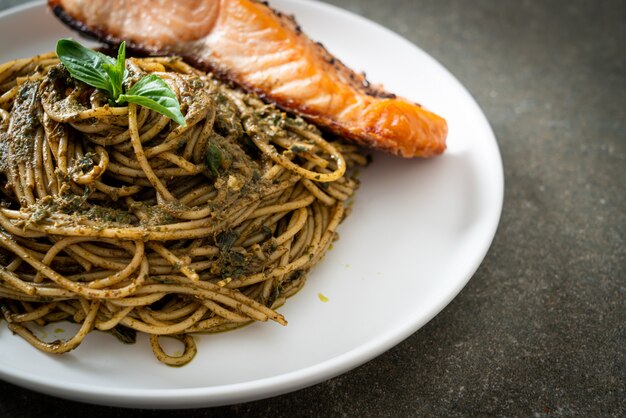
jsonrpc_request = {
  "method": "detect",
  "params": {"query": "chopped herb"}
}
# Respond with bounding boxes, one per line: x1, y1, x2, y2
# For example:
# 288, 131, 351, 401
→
107, 325, 137, 344
260, 225, 273, 242
289, 144, 308, 154
267, 285, 281, 307
216, 230, 239, 251
205, 144, 223, 177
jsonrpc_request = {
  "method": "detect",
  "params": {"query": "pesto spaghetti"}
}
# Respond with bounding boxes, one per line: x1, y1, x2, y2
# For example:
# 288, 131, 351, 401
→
0, 50, 365, 365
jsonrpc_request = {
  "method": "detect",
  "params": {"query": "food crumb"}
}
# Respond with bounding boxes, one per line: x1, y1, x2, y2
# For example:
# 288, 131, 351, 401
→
54, 328, 65, 333
318, 293, 329, 303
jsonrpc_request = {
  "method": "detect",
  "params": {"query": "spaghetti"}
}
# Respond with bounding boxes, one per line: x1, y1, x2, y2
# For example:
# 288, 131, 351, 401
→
0, 53, 365, 365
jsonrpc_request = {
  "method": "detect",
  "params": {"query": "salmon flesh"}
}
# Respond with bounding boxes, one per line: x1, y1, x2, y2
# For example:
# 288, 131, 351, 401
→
49, 0, 448, 157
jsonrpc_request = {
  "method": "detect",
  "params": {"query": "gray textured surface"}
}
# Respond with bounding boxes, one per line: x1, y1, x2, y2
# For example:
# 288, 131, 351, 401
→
0, 0, 624, 416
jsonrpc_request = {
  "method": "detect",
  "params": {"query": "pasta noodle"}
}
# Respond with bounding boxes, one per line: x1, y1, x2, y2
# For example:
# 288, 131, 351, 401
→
0, 53, 366, 365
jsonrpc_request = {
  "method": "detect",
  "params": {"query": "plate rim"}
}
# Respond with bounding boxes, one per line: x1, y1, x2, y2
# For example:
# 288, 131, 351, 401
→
0, 0, 504, 408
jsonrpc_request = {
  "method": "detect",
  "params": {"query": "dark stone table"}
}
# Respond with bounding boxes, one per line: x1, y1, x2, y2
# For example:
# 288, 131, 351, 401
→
0, 0, 623, 416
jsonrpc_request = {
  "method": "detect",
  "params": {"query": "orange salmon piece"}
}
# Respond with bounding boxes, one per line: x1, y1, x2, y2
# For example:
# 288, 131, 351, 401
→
49, 0, 447, 157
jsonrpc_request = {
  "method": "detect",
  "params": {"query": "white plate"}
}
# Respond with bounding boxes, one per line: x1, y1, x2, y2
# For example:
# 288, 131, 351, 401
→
0, 0, 503, 408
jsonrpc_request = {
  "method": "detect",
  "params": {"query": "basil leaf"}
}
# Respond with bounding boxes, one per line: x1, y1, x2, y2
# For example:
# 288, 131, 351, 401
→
56, 39, 115, 96
102, 41, 126, 99
102, 64, 120, 99
118, 75, 187, 126
115, 41, 126, 79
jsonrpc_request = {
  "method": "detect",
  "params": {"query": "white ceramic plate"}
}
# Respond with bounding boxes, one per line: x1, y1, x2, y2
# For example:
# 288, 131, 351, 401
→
0, 0, 503, 408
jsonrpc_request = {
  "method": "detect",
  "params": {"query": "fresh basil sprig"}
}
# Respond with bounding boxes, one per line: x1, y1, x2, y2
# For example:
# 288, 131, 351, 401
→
101, 40, 126, 100
56, 39, 186, 126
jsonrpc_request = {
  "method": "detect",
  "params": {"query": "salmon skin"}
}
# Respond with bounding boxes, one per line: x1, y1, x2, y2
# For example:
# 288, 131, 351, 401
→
49, 0, 447, 158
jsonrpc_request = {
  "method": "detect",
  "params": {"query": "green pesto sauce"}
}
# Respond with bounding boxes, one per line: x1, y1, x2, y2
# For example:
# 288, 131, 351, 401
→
3, 81, 40, 165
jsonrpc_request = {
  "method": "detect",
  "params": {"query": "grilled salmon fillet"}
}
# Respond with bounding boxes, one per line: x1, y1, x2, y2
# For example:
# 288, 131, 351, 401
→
49, 0, 447, 157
